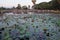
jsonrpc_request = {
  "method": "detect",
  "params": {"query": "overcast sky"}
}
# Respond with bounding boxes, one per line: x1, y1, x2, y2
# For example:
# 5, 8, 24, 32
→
0, 0, 51, 8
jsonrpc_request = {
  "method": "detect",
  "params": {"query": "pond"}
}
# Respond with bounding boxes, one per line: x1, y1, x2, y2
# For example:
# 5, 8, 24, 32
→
0, 12, 60, 40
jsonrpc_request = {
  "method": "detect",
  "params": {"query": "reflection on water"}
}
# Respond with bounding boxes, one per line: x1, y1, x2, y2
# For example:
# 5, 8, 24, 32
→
0, 12, 60, 40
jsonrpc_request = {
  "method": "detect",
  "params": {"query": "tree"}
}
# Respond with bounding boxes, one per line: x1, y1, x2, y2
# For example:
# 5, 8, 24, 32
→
32, 2, 51, 10
32, 4, 39, 9
11, 6, 15, 10
0, 7, 6, 10
28, 5, 30, 9
57, 0, 60, 4
51, 0, 60, 10
32, 0, 36, 4
22, 6, 28, 10
32, 0, 60, 10
16, 4, 21, 9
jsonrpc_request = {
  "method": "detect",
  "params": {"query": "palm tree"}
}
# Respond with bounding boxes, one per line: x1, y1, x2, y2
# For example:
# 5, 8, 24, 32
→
32, 0, 36, 5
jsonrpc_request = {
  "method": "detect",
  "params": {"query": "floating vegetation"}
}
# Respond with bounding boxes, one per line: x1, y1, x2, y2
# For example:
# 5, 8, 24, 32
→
56, 20, 60, 27
0, 13, 60, 40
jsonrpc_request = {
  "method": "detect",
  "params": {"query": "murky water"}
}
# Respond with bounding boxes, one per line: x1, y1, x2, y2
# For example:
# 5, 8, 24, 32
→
0, 12, 60, 40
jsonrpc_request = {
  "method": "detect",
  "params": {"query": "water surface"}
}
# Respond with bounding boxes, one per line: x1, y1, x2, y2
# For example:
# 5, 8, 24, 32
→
0, 12, 60, 40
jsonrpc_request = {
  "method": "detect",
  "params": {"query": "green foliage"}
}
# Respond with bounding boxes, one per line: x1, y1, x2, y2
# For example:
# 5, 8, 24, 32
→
32, 2, 52, 10
51, 0, 60, 10
22, 6, 28, 10
0, 7, 6, 10
32, 0, 60, 10
16, 4, 21, 9
56, 20, 60, 27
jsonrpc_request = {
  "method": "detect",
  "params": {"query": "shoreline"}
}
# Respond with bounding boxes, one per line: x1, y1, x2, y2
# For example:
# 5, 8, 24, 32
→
0, 9, 60, 14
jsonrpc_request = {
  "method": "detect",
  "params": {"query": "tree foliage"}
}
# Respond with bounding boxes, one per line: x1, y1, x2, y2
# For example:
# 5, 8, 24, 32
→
22, 6, 28, 10
51, 0, 60, 10
16, 4, 21, 9
32, 0, 60, 10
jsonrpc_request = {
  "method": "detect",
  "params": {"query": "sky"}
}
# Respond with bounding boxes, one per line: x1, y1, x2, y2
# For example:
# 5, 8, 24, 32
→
0, 0, 51, 8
